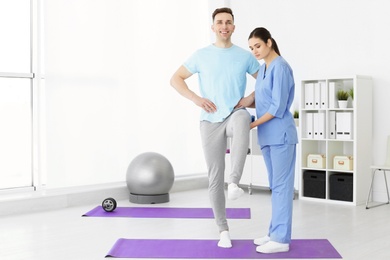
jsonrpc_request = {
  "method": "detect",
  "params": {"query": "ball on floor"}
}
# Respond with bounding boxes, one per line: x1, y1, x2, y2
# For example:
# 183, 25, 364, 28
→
126, 152, 174, 203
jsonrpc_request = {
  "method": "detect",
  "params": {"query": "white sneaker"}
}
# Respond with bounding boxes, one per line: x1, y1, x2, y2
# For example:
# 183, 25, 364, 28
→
256, 241, 289, 253
253, 235, 270, 246
228, 183, 244, 200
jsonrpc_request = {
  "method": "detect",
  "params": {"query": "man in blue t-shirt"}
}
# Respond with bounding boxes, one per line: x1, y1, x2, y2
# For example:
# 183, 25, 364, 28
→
170, 7, 259, 248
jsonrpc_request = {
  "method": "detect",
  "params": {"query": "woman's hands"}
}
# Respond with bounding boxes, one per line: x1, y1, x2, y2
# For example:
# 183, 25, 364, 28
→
235, 94, 255, 109
251, 113, 275, 129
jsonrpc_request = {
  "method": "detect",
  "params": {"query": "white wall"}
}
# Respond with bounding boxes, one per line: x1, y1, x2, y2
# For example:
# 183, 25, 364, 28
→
44, 0, 210, 188
43, 0, 390, 201
229, 0, 390, 201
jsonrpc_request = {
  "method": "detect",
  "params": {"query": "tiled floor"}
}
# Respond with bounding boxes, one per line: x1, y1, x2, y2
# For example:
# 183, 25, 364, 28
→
1, 187, 390, 260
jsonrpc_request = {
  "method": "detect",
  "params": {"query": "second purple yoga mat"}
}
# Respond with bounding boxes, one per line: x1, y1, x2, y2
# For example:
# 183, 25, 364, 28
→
106, 238, 342, 258
83, 206, 251, 219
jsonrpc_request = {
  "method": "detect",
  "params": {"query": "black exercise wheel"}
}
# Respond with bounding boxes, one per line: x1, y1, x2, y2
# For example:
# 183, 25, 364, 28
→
102, 197, 117, 212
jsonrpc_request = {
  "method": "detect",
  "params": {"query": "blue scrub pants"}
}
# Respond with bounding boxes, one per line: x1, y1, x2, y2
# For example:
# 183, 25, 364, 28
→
261, 143, 296, 244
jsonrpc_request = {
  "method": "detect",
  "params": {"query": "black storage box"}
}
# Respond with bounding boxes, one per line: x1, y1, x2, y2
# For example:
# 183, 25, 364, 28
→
303, 170, 325, 199
329, 173, 353, 202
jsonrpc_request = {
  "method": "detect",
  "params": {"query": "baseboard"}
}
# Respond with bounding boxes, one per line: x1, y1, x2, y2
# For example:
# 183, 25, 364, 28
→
0, 173, 208, 216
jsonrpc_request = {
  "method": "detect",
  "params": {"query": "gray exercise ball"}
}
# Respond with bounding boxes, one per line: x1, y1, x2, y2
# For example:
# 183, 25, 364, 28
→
126, 152, 175, 197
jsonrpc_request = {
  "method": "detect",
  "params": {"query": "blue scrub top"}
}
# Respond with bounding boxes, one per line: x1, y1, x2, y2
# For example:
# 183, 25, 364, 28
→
255, 56, 298, 146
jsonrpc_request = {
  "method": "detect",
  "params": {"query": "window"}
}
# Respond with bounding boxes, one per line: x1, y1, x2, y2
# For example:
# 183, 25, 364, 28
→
0, 0, 33, 190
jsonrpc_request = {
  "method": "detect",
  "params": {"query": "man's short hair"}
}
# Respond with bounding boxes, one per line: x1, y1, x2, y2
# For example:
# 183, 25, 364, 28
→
212, 7, 234, 22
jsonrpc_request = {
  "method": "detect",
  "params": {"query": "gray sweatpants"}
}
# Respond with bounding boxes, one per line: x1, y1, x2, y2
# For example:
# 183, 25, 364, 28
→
199, 108, 251, 232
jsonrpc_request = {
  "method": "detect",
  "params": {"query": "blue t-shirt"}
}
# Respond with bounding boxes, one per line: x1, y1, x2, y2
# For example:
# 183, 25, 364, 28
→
255, 56, 298, 146
184, 44, 260, 122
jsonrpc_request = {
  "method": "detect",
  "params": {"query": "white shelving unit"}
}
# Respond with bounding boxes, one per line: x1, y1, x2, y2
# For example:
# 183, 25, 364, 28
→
299, 75, 372, 205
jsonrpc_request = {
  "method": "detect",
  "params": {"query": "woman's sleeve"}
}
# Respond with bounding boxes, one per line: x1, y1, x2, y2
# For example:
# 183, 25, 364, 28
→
267, 64, 292, 118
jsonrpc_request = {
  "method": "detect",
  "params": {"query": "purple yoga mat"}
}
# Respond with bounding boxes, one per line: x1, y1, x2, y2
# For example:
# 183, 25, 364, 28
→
105, 238, 342, 259
83, 206, 251, 219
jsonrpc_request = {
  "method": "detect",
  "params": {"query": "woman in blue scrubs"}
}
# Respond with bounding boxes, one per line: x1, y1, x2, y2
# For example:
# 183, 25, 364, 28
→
245, 27, 298, 254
